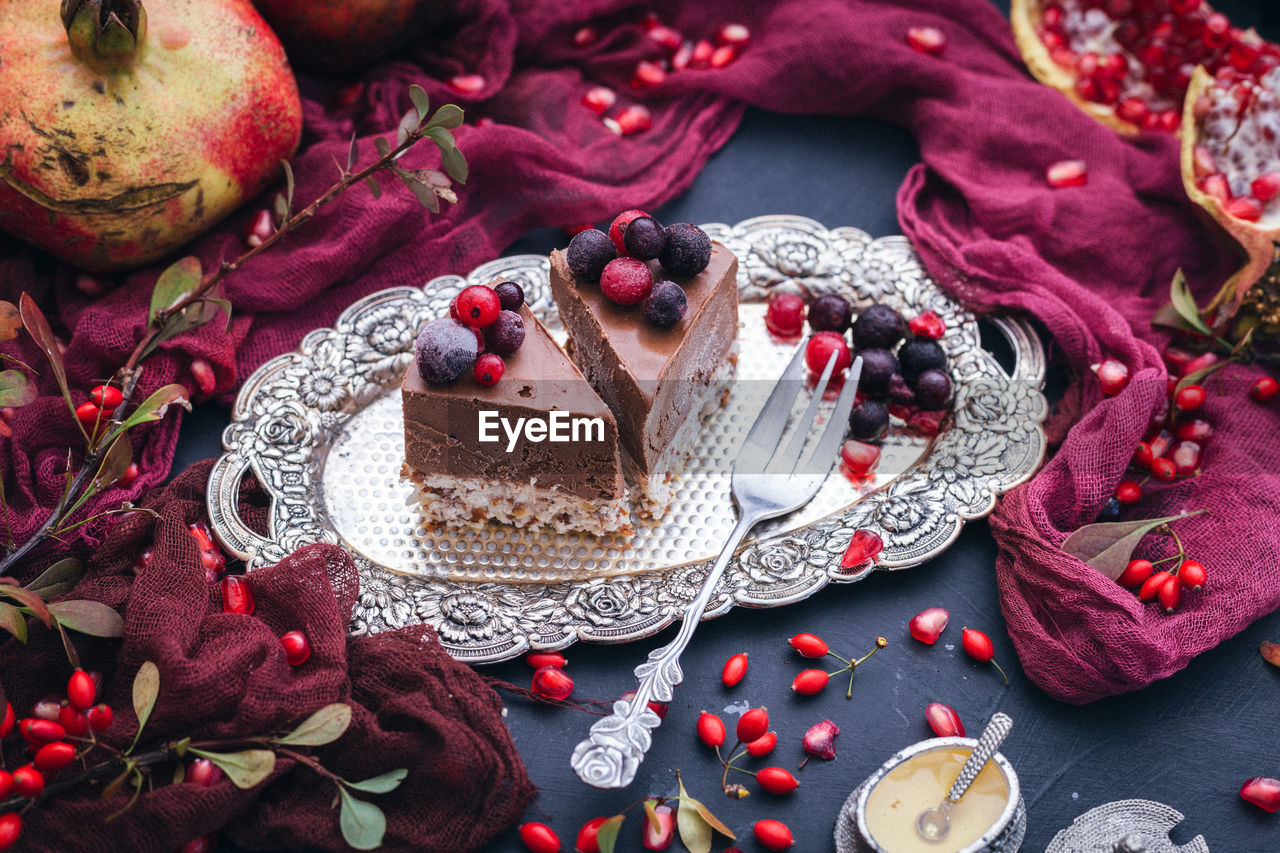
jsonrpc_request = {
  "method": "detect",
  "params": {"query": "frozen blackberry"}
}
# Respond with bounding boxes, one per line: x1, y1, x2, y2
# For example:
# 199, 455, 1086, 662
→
887, 373, 916, 406
483, 310, 525, 356
658, 222, 712, 277
856, 348, 898, 399
643, 280, 687, 328
808, 294, 853, 334
566, 228, 617, 283
416, 318, 478, 385
493, 280, 525, 312
851, 304, 905, 350
623, 215, 667, 260
913, 369, 953, 409
848, 399, 889, 442
899, 338, 947, 382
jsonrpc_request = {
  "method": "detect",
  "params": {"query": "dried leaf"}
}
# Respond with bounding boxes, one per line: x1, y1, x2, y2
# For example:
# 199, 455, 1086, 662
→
343, 768, 408, 794
366, 175, 381, 199
189, 748, 276, 789
1061, 511, 1200, 580
19, 292, 73, 412
121, 383, 191, 430
676, 774, 712, 853
56, 619, 80, 669
96, 432, 133, 490
26, 558, 84, 600
49, 599, 124, 637
338, 789, 387, 851
0, 300, 20, 341
282, 159, 295, 209
643, 799, 661, 834
0, 583, 52, 626
409, 85, 430, 124
426, 104, 464, 130
273, 192, 290, 228
400, 172, 440, 213
347, 134, 359, 172
595, 815, 624, 853
1169, 270, 1213, 337
279, 703, 352, 746
200, 298, 233, 333
1261, 641, 1280, 668
0, 369, 35, 407
149, 257, 203, 325
0, 602, 28, 643
395, 108, 418, 147
441, 145, 468, 185
132, 660, 159, 743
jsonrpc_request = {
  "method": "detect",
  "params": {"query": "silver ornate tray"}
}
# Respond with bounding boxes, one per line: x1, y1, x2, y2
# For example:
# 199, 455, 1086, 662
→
208, 215, 1048, 663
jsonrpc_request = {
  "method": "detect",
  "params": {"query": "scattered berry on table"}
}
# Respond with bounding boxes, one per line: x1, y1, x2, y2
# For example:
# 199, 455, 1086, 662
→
925, 702, 965, 737
805, 331, 853, 376
856, 348, 899, 398
721, 652, 748, 687
531, 665, 574, 700
848, 399, 889, 441
765, 292, 807, 338
808, 293, 853, 333
898, 338, 947, 382
852, 304, 906, 350
909, 607, 950, 644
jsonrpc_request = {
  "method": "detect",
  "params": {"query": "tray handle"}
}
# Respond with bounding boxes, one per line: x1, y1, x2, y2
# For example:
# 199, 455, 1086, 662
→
206, 452, 273, 563
985, 315, 1046, 387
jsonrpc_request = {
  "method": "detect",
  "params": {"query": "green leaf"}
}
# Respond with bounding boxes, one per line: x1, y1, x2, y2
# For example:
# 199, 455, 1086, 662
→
149, 257, 204, 325
0, 583, 52, 626
120, 383, 191, 430
676, 775, 712, 853
347, 134, 359, 173
25, 557, 84, 600
0, 369, 35, 408
0, 602, 28, 642
338, 789, 387, 851
1173, 359, 1228, 399
1169, 270, 1213, 337
374, 137, 390, 158
274, 192, 290, 228
595, 815, 624, 853
188, 748, 276, 789
1061, 511, 1204, 580
426, 104, 464, 130
343, 768, 408, 794
19, 292, 74, 416
366, 175, 381, 199
399, 172, 440, 213
55, 619, 81, 669
282, 159, 295, 210
132, 660, 160, 745
49, 599, 124, 637
201, 298, 233, 333
409, 85, 430, 124
424, 126, 455, 152
0, 300, 20, 341
643, 799, 661, 835
278, 703, 353, 746
441, 145, 468, 185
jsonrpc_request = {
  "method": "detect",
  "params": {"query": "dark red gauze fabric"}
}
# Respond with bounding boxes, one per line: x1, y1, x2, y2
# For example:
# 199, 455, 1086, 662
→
0, 460, 534, 852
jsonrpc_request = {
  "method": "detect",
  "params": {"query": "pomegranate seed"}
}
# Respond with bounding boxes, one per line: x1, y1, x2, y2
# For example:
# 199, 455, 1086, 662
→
722, 652, 748, 687
1091, 358, 1130, 396
961, 628, 1009, 683
840, 529, 883, 570
518, 822, 562, 853
925, 702, 965, 737
1118, 559, 1155, 589
1179, 559, 1207, 590
531, 665, 573, 700
1148, 430, 1173, 459
58, 705, 89, 737
1192, 145, 1217, 178
696, 711, 725, 747
1241, 777, 1280, 812
32, 698, 61, 721
620, 689, 668, 720
640, 11, 661, 32
474, 116, 496, 128
909, 607, 950, 644
1224, 196, 1263, 221
647, 24, 682, 51
87, 704, 113, 733
1175, 384, 1205, 411
334, 82, 364, 109
1174, 419, 1212, 443
631, 60, 666, 90
1042, 4, 1064, 28
280, 630, 312, 666
757, 766, 799, 795
1171, 0, 1201, 12
840, 440, 881, 478
448, 74, 486, 95
0, 813, 17, 850
716, 23, 751, 49
33, 742, 76, 774
1046, 159, 1088, 187
791, 669, 830, 695
906, 26, 947, 57
765, 291, 807, 338
572, 26, 598, 48
789, 632, 829, 658
11, 765, 43, 798
1117, 97, 1150, 125
709, 44, 736, 68
187, 757, 223, 788
1251, 173, 1280, 203
581, 86, 616, 115
67, 670, 96, 712
1199, 173, 1232, 204
178, 836, 217, 853
1170, 440, 1201, 475
1138, 570, 1170, 602
1230, 40, 1262, 70
1074, 77, 1100, 102
612, 105, 652, 135
908, 310, 946, 338
191, 357, 216, 395
746, 731, 777, 757
220, 575, 255, 615
642, 803, 675, 850
671, 41, 694, 71
1251, 377, 1279, 402
1150, 457, 1177, 481
243, 208, 273, 248
690, 39, 715, 69
1043, 30, 1067, 52
1114, 480, 1143, 504
75, 273, 107, 296
525, 651, 567, 669
575, 817, 610, 853
1158, 572, 1183, 612
19, 719, 65, 745
803, 719, 840, 760
1157, 111, 1181, 134
753, 819, 795, 850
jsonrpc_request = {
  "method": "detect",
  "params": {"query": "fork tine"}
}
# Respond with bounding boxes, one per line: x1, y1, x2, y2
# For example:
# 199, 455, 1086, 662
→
740, 341, 809, 463
773, 349, 839, 474
797, 356, 863, 478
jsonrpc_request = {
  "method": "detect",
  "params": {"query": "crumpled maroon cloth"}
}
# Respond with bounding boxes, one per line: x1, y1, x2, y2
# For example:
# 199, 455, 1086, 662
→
0, 460, 535, 852
0, 0, 1274, 718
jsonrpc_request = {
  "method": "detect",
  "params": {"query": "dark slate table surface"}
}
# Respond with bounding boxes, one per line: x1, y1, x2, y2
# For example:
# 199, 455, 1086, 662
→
193, 2, 1280, 850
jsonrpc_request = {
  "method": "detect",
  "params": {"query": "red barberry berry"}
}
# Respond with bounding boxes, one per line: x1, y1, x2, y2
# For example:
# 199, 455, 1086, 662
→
1250, 377, 1279, 403
0, 702, 12, 738
33, 742, 76, 774
696, 711, 726, 747
1137, 570, 1169, 603
1158, 572, 1183, 612
791, 669, 830, 695
721, 652, 748, 687
1114, 480, 1143, 504
0, 813, 21, 851
961, 628, 1009, 683
788, 633, 829, 658
58, 705, 89, 737
11, 766, 43, 798
1175, 384, 1206, 411
753, 819, 795, 850
0, 773, 10, 800
1132, 442, 1153, 468
518, 821, 561, 853
757, 766, 800, 795
89, 385, 123, 411
75, 401, 106, 430
575, 816, 610, 853
67, 669, 96, 712
736, 707, 769, 744
1149, 457, 1176, 481
87, 704, 114, 733
1179, 559, 1207, 590
745, 731, 777, 757
18, 719, 65, 745
1117, 559, 1155, 589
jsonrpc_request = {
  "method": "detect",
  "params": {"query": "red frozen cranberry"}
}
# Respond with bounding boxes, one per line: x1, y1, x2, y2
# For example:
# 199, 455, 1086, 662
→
805, 331, 852, 376
765, 292, 807, 338
600, 257, 654, 306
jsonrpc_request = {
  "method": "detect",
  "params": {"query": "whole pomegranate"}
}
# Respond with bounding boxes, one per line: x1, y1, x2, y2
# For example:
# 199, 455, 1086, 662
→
253, 0, 456, 75
0, 0, 302, 271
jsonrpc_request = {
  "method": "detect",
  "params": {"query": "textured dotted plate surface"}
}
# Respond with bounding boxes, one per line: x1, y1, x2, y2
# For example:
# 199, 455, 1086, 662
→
209, 216, 1048, 661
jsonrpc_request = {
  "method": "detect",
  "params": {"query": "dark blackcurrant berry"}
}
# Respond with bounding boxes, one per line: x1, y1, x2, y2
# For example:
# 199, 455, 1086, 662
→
658, 222, 712, 277
851, 304, 905, 350
855, 348, 898, 399
888, 373, 915, 405
566, 229, 617, 283
808, 294, 853, 333
898, 338, 947, 382
493, 280, 525, 312
643, 280, 687, 328
848, 399, 889, 441
484, 310, 526, 356
1097, 497, 1122, 520
416, 318, 478, 384
913, 369, 953, 409
623, 215, 667, 260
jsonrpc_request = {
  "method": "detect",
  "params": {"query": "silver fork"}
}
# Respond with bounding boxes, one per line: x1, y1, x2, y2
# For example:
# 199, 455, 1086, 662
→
570, 345, 863, 789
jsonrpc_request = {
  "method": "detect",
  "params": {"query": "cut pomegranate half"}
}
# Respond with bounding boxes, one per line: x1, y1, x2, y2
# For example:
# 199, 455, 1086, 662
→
1180, 65, 1280, 327
1011, 0, 1278, 135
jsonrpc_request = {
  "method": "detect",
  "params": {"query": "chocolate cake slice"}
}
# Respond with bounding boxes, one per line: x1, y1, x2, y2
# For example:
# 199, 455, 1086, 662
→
402, 303, 630, 535
548, 241, 739, 516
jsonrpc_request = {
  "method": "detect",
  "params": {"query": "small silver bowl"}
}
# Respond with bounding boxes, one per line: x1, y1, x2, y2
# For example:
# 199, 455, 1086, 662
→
835, 737, 1026, 853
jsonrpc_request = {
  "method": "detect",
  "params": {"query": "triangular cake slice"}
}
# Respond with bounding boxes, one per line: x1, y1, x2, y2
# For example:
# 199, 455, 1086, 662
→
402, 302, 630, 536
548, 241, 739, 516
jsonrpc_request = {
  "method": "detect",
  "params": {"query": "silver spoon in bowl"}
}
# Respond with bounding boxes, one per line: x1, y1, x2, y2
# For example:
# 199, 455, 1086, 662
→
915, 713, 1014, 842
